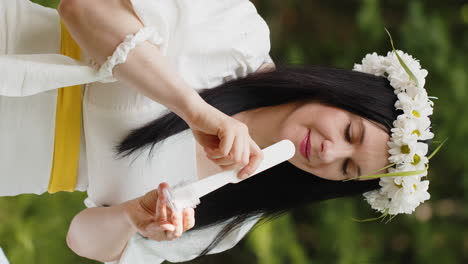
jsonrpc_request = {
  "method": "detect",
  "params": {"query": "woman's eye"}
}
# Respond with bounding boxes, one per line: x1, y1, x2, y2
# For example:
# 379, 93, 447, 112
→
342, 158, 350, 176
345, 123, 351, 142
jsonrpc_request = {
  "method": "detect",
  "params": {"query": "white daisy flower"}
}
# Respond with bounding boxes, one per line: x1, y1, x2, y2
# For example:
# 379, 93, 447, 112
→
353, 52, 386, 76
389, 180, 430, 214
383, 50, 428, 89
380, 176, 404, 200
364, 190, 389, 213
387, 138, 426, 164
395, 92, 433, 119
391, 115, 434, 141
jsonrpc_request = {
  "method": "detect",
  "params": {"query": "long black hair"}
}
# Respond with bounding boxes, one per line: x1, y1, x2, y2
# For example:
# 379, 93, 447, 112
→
115, 65, 399, 256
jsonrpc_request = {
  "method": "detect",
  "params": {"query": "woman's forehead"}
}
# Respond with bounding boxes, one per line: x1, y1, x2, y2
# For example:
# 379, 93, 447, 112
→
355, 117, 391, 176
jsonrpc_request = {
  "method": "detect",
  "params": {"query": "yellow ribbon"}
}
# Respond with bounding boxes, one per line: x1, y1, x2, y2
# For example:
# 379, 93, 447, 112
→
48, 21, 82, 193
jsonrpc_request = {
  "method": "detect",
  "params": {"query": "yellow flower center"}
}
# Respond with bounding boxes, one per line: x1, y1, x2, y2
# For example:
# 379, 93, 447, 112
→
412, 130, 421, 137
412, 110, 421, 117
411, 154, 421, 165
401, 145, 411, 154
394, 183, 403, 189
413, 184, 417, 191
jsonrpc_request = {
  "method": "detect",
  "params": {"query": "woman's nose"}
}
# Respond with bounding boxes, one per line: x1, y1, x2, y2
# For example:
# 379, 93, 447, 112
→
318, 139, 353, 164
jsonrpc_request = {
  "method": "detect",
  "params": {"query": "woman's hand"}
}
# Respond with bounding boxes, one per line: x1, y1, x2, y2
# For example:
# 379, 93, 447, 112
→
124, 183, 195, 241
66, 182, 193, 261
188, 104, 264, 180
59, 0, 264, 179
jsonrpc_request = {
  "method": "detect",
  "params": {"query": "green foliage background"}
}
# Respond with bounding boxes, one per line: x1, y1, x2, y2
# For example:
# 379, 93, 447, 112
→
1, 0, 467, 263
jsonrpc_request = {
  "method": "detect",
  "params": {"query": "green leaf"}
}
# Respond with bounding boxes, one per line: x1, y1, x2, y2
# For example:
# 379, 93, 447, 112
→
385, 28, 420, 87
428, 137, 448, 160
384, 214, 398, 224
352, 210, 389, 223
371, 163, 396, 174
344, 164, 429, 181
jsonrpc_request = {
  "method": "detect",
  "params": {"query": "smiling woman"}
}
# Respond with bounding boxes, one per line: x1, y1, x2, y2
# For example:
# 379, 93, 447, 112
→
221, 101, 390, 182
0, 0, 429, 263
231, 100, 391, 181
116, 65, 400, 258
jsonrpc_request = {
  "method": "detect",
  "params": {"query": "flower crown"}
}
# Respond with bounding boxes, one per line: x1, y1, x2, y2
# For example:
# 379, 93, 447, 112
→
351, 32, 443, 217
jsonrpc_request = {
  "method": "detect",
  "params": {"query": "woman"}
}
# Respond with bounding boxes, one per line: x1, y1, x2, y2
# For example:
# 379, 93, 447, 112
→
0, 0, 434, 263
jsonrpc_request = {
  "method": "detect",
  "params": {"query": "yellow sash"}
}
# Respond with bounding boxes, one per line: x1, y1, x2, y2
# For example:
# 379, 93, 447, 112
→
48, 21, 82, 193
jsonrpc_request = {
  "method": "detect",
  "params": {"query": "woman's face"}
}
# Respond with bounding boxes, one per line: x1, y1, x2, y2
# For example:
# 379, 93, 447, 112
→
277, 102, 391, 181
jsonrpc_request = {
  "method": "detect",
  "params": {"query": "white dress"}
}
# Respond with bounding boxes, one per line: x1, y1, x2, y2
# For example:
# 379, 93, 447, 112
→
0, 0, 271, 263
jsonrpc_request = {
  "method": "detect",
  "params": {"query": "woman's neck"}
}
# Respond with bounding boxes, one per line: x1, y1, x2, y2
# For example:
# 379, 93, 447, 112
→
195, 107, 278, 180
195, 102, 298, 180
232, 103, 296, 149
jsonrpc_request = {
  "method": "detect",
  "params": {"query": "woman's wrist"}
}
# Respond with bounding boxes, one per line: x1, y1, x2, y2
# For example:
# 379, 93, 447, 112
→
120, 199, 141, 234
172, 90, 218, 127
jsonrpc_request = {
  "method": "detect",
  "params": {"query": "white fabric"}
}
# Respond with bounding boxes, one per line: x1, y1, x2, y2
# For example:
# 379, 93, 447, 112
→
98, 27, 164, 83
86, 0, 269, 262
0, 0, 270, 262
0, 0, 91, 195
127, 0, 271, 90
0, 0, 59, 195
118, 217, 259, 264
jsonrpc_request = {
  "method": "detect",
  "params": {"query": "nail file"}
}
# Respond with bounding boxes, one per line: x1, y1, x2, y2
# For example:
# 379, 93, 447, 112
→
164, 140, 295, 212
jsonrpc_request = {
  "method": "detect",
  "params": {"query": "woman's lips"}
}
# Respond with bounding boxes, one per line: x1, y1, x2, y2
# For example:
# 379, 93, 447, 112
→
300, 130, 310, 160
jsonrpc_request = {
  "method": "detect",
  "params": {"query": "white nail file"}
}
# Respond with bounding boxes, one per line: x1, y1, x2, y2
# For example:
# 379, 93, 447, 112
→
165, 140, 295, 211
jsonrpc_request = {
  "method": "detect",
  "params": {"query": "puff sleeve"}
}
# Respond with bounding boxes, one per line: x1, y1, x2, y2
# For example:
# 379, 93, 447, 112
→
129, 0, 271, 90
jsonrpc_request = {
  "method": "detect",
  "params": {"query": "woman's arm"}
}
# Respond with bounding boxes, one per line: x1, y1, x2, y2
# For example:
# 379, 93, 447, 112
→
58, 0, 201, 121
66, 202, 136, 262
67, 183, 195, 262
58, 0, 264, 179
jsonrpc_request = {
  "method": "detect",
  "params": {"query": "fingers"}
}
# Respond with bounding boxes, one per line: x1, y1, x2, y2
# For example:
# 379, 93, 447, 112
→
182, 208, 195, 232
140, 182, 173, 241
218, 122, 248, 158
139, 182, 197, 242
232, 136, 244, 165
155, 183, 168, 221
204, 147, 225, 159
218, 127, 235, 156
241, 136, 250, 172
164, 208, 195, 241
171, 209, 184, 239
207, 135, 250, 171
199, 116, 263, 179
238, 138, 264, 179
